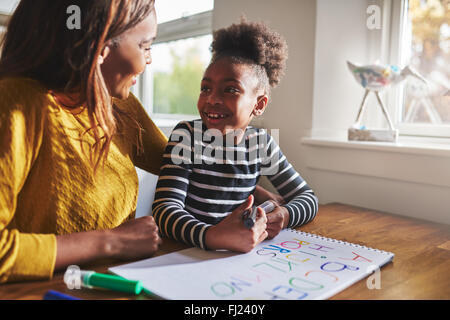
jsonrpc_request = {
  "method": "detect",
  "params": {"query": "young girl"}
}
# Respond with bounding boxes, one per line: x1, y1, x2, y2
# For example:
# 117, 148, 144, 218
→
152, 20, 318, 253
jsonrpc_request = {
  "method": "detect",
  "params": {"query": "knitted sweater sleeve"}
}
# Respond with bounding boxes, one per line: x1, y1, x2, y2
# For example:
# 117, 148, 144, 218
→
0, 80, 56, 283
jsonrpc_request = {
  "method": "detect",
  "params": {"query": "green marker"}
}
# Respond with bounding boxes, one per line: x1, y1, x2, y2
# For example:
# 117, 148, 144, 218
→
80, 271, 143, 295
64, 266, 156, 297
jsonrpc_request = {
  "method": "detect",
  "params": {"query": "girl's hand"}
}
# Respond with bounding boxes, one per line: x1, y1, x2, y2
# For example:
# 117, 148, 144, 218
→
205, 195, 268, 253
266, 206, 290, 239
253, 185, 285, 206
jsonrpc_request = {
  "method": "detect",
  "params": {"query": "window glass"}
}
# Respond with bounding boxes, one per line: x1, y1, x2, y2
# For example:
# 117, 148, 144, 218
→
402, 0, 450, 125
0, 0, 19, 14
150, 34, 212, 116
155, 0, 214, 24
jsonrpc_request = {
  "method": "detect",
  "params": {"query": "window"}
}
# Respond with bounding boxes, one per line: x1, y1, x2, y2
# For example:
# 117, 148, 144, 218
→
1, 1, 15, 41
390, 0, 450, 138
132, 0, 213, 120
0, 0, 18, 37
0, 13, 7, 40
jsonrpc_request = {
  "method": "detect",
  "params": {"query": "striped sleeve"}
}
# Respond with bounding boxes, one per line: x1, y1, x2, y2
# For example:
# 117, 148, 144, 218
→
152, 122, 211, 249
261, 132, 318, 228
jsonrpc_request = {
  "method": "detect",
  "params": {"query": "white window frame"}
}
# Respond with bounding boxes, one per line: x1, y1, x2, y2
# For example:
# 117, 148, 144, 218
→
0, 12, 9, 34
0, 12, 8, 24
133, 10, 213, 122
386, 0, 450, 138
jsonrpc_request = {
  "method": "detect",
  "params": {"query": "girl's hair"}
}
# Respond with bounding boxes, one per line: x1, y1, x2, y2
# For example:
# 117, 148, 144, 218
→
0, 0, 155, 172
210, 18, 288, 95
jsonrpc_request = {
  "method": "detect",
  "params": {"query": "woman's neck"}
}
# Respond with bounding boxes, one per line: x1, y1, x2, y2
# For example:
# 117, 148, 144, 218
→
49, 90, 84, 112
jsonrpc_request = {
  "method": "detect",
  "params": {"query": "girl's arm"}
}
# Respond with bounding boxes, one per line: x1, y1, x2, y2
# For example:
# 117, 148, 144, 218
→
152, 122, 268, 252
261, 133, 319, 238
253, 184, 285, 206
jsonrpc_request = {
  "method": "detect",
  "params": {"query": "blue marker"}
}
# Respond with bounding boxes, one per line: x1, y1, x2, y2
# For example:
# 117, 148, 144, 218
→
43, 290, 82, 300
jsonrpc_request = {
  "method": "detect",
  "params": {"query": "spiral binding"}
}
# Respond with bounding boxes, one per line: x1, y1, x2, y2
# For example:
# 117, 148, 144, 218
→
286, 228, 394, 256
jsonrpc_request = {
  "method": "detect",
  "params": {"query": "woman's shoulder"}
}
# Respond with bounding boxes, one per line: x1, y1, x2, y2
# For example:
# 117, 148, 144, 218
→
0, 76, 48, 106
0, 76, 46, 93
0, 76, 49, 113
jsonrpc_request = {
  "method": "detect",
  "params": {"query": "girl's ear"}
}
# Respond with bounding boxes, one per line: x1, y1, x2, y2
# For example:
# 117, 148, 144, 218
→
252, 95, 268, 116
97, 45, 111, 65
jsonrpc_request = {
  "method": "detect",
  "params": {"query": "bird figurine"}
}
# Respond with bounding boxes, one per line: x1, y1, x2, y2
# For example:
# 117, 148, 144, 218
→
347, 61, 427, 132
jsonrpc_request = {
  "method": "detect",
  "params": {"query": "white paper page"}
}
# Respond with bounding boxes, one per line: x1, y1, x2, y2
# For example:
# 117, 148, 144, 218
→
111, 247, 238, 269
110, 229, 394, 300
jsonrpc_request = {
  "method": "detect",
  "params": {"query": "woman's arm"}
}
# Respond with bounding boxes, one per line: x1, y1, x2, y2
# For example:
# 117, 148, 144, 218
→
54, 216, 161, 271
0, 89, 163, 282
0, 87, 55, 283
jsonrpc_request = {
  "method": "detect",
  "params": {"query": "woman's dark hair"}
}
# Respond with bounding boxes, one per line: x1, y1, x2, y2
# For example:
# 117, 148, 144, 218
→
0, 0, 155, 172
210, 18, 288, 94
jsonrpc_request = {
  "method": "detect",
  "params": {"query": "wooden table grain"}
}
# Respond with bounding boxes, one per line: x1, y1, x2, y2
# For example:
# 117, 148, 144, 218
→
1, 203, 449, 300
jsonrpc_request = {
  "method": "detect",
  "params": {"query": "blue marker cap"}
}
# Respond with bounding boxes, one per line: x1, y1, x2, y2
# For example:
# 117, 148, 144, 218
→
43, 290, 82, 300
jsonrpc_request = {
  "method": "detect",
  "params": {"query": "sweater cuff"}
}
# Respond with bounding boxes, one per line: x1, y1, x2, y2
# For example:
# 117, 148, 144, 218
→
282, 204, 295, 228
9, 233, 57, 282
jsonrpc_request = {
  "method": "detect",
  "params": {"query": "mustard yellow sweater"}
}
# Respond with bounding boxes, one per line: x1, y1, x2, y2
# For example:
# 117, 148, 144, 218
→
0, 77, 167, 283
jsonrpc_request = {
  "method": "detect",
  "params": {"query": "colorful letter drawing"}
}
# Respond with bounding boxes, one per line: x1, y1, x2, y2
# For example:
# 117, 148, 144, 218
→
110, 229, 394, 300
204, 230, 393, 300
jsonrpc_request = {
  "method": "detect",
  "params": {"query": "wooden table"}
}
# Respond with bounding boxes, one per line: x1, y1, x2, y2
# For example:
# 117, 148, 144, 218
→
1, 203, 449, 300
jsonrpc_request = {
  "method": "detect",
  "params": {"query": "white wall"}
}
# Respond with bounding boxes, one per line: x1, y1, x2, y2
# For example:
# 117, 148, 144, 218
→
306, 0, 450, 225
312, 0, 393, 137
213, 0, 317, 193
313, 0, 371, 137
213, 0, 450, 225
134, 0, 449, 224
137, 0, 318, 217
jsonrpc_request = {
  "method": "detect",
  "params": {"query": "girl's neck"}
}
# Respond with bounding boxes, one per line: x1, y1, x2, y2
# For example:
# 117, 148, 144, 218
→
223, 128, 247, 145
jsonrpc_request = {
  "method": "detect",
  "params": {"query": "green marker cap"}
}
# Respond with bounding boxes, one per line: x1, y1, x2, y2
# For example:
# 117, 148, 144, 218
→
81, 271, 143, 295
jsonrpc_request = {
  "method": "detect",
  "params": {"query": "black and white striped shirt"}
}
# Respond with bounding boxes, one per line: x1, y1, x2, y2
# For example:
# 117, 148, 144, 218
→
152, 120, 318, 249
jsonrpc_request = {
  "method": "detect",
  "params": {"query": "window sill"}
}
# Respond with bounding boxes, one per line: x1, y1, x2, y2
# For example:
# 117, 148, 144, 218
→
152, 115, 199, 131
302, 135, 450, 158
301, 135, 450, 225
301, 135, 450, 189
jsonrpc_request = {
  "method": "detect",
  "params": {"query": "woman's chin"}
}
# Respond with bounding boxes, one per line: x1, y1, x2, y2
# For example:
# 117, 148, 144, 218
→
112, 88, 131, 100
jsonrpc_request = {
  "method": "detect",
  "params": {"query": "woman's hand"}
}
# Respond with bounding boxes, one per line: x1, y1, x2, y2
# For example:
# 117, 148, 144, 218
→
205, 195, 268, 253
55, 216, 162, 271
104, 216, 162, 260
266, 206, 290, 239
253, 185, 284, 206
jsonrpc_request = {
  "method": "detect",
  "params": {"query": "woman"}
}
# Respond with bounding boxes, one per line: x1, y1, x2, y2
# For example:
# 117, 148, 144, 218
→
0, 0, 165, 283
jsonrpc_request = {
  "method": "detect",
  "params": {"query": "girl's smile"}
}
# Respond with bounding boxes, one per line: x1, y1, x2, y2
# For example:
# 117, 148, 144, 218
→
197, 57, 268, 140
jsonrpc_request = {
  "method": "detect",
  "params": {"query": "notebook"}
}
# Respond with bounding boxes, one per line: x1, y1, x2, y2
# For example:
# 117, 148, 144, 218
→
110, 229, 394, 300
